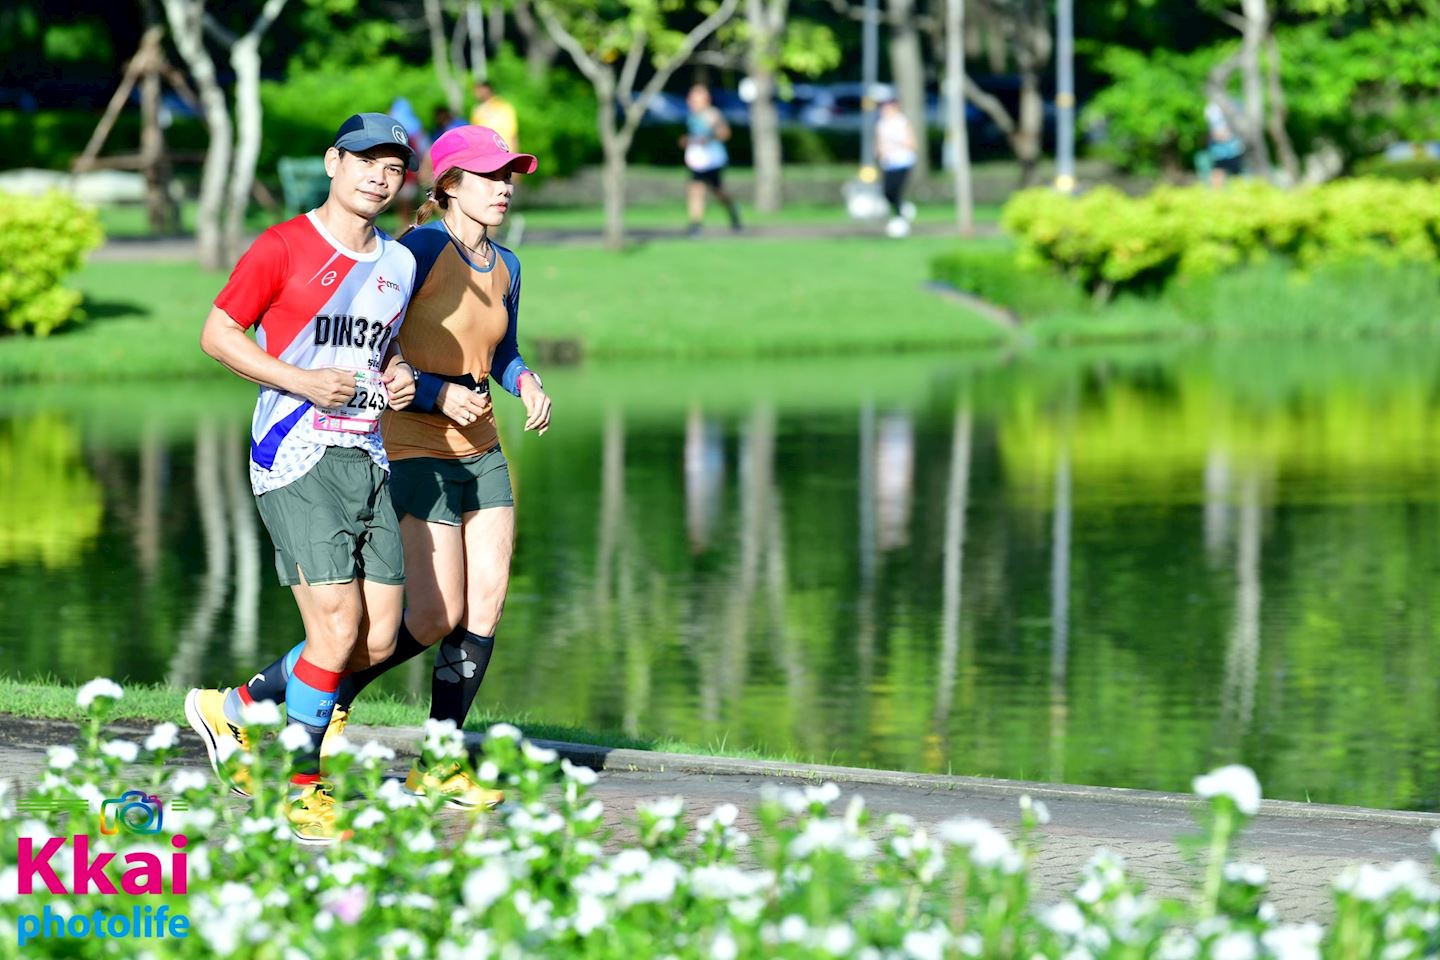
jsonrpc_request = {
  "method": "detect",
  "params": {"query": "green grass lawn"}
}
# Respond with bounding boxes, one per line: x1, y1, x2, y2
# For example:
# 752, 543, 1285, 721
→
0, 676, 804, 763
0, 234, 1004, 382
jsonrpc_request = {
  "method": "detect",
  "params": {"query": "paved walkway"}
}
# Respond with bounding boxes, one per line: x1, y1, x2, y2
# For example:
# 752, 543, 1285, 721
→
91, 220, 998, 262
2, 716, 1433, 923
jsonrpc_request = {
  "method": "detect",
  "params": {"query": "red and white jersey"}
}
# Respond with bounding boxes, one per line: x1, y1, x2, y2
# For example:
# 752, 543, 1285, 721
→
214, 212, 417, 494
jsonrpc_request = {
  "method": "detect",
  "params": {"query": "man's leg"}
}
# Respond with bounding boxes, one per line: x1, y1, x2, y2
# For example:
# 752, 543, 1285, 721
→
285, 575, 364, 785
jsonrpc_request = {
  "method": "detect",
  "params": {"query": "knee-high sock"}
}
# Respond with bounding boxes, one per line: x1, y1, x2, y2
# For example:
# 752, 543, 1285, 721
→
224, 643, 304, 726
333, 620, 430, 711
285, 656, 348, 784
424, 628, 495, 765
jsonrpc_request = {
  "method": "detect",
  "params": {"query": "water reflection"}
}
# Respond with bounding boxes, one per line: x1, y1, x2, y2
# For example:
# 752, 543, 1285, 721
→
7, 342, 1440, 809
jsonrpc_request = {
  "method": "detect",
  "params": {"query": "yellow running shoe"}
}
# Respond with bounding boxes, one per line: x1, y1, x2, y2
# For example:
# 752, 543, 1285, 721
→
404, 761, 504, 809
285, 782, 352, 846
183, 688, 253, 798
319, 703, 350, 760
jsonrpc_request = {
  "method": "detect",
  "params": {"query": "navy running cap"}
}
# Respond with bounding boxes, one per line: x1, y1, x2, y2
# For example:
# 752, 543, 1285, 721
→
333, 113, 419, 171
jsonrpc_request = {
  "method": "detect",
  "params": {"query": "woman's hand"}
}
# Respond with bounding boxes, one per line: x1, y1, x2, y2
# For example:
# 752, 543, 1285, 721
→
520, 375, 552, 435
437, 382, 492, 427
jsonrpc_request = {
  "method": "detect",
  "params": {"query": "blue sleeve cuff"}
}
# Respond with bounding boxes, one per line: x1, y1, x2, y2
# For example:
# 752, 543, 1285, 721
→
412, 371, 444, 413
495, 358, 530, 397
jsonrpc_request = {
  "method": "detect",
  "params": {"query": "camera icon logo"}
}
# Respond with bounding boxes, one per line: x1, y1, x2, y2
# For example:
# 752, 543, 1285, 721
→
99, 790, 164, 836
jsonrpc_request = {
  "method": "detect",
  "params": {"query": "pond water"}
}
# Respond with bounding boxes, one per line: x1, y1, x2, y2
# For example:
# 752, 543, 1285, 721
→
4, 340, 1440, 810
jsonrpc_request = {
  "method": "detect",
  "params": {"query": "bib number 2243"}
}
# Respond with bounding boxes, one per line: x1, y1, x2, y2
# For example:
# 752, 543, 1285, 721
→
313, 369, 388, 434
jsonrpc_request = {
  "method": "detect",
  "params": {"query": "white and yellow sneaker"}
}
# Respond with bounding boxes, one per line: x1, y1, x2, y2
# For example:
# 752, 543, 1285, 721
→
183, 688, 253, 798
285, 782, 352, 845
404, 761, 504, 809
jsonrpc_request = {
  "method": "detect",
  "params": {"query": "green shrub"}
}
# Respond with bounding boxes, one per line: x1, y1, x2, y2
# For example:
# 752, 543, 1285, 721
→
930, 246, 1090, 319
0, 110, 208, 172
1001, 179, 1440, 297
0, 191, 103, 336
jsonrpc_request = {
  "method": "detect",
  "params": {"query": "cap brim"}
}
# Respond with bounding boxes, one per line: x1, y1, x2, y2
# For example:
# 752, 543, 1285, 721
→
458, 153, 538, 176
335, 136, 420, 171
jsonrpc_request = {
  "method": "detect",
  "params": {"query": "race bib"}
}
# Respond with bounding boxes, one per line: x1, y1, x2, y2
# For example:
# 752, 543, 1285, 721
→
313, 369, 388, 434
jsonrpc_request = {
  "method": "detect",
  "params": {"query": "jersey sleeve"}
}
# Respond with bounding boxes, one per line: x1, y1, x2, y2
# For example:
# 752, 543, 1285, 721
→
213, 228, 290, 330
490, 246, 532, 397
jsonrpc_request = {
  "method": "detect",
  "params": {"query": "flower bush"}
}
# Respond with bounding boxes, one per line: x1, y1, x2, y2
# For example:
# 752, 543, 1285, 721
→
1000, 179, 1440, 298
0, 190, 103, 336
2, 679, 1439, 958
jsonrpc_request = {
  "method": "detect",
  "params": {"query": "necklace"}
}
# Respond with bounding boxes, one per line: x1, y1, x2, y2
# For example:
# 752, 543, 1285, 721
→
444, 221, 491, 267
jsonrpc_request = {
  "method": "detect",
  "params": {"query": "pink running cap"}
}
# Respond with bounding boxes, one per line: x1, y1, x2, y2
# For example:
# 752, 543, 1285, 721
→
430, 125, 538, 178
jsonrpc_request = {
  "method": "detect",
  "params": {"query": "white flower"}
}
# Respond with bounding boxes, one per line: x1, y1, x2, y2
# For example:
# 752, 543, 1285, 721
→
691, 865, 771, 900
75, 678, 123, 709
611, 849, 652, 876
168, 770, 210, 795
408, 830, 438, 853
574, 895, 607, 936
938, 818, 1022, 874
486, 722, 522, 742
574, 868, 620, 898
240, 700, 283, 727
902, 927, 947, 960
778, 915, 810, 943
805, 782, 842, 807
376, 778, 420, 810
699, 803, 739, 831
477, 760, 500, 783
353, 808, 385, 830
101, 740, 140, 763
1020, 794, 1051, 825
46, 745, 78, 770
169, 806, 218, 833
144, 723, 180, 752
423, 719, 465, 760
1223, 862, 1268, 887
1192, 765, 1261, 815
462, 862, 511, 914
355, 741, 396, 764
214, 738, 240, 764
710, 930, 739, 960
1211, 931, 1257, 960
820, 924, 856, 955
561, 758, 598, 786
641, 796, 684, 819
278, 724, 314, 753
521, 741, 558, 765
1431, 828, 1440, 856
1261, 924, 1322, 960
1043, 901, 1086, 937
1335, 861, 1436, 903
0, 867, 19, 903
618, 858, 684, 907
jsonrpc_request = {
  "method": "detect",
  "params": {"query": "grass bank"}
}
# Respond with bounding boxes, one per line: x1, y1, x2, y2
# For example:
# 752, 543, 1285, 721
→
931, 242, 1440, 345
0, 234, 1003, 382
0, 676, 806, 763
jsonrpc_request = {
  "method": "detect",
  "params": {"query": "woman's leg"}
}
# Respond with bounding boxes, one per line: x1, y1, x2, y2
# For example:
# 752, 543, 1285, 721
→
687, 178, 706, 230
461, 506, 515, 636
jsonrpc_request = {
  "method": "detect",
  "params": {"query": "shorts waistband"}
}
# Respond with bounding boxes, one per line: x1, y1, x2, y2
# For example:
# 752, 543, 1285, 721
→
320, 445, 377, 461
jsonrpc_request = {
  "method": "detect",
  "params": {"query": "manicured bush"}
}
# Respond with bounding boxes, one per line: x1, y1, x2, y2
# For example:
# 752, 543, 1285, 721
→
930, 246, 1090, 319
7, 678, 1440, 958
0, 190, 103, 336
1352, 155, 1440, 183
1001, 179, 1440, 297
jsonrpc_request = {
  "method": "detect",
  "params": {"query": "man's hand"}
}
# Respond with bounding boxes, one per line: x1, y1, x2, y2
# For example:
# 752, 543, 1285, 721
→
437, 382, 492, 427
520, 376, 552, 435
296, 368, 359, 408
384, 360, 417, 411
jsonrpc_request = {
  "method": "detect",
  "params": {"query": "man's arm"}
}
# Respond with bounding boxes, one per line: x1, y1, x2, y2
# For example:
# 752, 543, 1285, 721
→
199, 306, 355, 408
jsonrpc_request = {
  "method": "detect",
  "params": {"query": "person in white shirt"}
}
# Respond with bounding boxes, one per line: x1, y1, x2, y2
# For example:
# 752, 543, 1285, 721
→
874, 86, 919, 238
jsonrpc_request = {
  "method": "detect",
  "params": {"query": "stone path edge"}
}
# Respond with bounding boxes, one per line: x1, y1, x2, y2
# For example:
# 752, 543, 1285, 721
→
12, 715, 1436, 830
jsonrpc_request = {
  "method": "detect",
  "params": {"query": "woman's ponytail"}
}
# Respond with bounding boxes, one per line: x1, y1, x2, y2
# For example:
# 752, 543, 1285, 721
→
412, 167, 464, 229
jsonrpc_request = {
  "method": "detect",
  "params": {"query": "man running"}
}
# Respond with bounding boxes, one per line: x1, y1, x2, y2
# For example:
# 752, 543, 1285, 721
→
184, 113, 420, 845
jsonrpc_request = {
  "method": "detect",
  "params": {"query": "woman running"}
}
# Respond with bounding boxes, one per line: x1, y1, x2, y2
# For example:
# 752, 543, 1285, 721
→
682, 84, 742, 236
235, 125, 552, 808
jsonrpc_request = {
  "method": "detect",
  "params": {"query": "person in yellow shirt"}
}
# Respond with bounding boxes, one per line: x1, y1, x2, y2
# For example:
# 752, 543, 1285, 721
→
469, 81, 518, 151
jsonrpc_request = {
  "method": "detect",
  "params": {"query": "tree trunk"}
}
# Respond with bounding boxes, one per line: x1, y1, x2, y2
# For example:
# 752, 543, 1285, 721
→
161, 0, 231, 270
1239, 0, 1271, 179
513, 0, 559, 81
887, 0, 930, 178
139, 49, 178, 233
599, 94, 627, 250
225, 33, 264, 265
746, 0, 784, 213
425, 0, 464, 114
945, 0, 973, 233
1014, 64, 1043, 186
466, 0, 488, 84
1264, 33, 1298, 185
